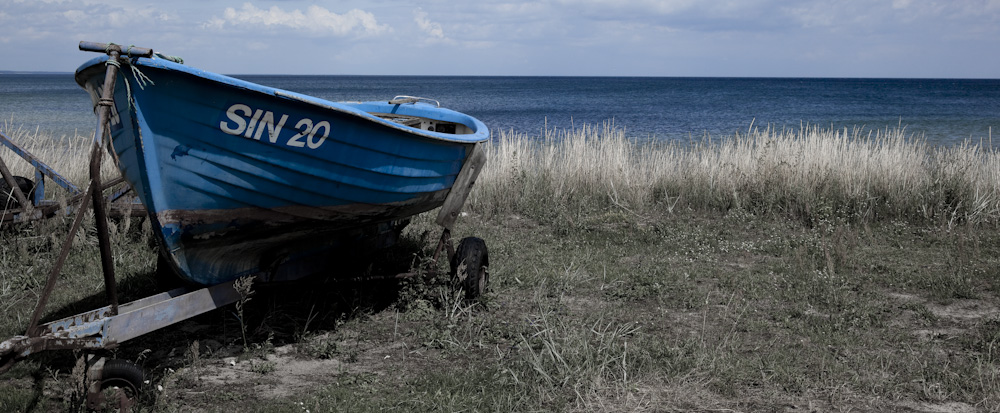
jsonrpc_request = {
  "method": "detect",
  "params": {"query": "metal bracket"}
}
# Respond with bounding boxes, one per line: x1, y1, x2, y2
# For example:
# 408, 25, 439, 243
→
388, 96, 441, 107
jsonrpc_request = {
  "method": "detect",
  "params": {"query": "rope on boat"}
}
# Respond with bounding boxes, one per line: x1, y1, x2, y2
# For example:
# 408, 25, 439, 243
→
129, 64, 154, 90
101, 43, 151, 169
93, 42, 182, 168
101, 44, 154, 109
154, 52, 184, 64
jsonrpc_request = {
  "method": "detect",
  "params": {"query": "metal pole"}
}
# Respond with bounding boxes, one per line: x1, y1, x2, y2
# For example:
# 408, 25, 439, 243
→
26, 184, 93, 333
26, 42, 151, 340
91, 51, 120, 314
26, 48, 128, 332
79, 41, 153, 58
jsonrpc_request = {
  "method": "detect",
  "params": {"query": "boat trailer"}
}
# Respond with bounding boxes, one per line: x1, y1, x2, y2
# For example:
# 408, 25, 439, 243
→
0, 131, 146, 224
0, 42, 489, 410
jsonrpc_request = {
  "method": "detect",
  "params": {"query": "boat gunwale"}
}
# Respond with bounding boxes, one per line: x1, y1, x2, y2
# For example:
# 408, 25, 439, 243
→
73, 55, 490, 144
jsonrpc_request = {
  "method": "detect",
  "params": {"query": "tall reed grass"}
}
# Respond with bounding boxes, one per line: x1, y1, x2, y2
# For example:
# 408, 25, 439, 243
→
471, 123, 1000, 225
0, 120, 119, 193
5, 119, 998, 225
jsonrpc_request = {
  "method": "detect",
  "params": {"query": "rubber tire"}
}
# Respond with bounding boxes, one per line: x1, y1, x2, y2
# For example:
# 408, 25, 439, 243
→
0, 175, 35, 208
101, 359, 144, 399
450, 237, 489, 299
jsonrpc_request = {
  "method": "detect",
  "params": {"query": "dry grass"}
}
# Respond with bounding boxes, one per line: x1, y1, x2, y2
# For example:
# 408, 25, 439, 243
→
471, 123, 1000, 225
7, 119, 999, 227
0, 120, 119, 194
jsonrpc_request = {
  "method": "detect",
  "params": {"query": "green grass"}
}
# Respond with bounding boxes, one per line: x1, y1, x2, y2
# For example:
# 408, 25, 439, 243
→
1, 124, 999, 411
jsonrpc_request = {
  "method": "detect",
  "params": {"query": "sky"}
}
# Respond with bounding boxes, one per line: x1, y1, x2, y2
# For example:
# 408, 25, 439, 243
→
1, 0, 999, 78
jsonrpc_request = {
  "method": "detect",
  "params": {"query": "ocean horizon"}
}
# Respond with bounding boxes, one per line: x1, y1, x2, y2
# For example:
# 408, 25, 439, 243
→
1, 73, 998, 147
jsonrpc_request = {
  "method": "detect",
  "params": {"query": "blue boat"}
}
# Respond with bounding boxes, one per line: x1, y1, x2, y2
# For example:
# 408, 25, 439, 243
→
74, 54, 489, 286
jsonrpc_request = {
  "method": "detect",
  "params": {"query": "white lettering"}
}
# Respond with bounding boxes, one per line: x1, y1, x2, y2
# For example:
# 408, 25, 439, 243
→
287, 118, 312, 148
220, 104, 251, 135
220, 103, 331, 150
307, 121, 330, 149
256, 113, 288, 143
244, 109, 265, 138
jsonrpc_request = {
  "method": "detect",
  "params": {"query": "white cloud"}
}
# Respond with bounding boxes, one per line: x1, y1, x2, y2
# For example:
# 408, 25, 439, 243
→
413, 8, 450, 43
62, 10, 86, 23
560, 0, 699, 15
206, 3, 390, 37
0, 0, 997, 76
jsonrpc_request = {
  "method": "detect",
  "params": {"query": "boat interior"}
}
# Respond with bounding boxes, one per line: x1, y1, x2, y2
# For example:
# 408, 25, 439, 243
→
375, 95, 476, 135
375, 114, 475, 135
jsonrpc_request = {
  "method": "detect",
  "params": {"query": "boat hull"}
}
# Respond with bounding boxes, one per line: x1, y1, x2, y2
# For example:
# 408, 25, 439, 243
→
75, 56, 489, 285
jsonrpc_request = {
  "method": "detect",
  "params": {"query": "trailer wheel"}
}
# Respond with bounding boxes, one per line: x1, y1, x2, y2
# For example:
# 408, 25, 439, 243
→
451, 237, 489, 299
99, 359, 144, 409
0, 175, 35, 208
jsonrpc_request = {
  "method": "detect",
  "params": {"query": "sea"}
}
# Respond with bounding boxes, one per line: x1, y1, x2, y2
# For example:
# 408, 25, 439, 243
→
1, 73, 998, 147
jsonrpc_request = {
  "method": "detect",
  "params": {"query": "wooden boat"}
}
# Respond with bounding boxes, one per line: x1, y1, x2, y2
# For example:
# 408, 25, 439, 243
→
74, 54, 489, 286
1, 45, 489, 405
